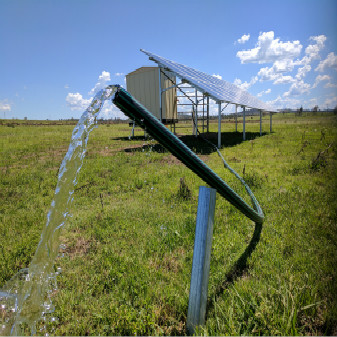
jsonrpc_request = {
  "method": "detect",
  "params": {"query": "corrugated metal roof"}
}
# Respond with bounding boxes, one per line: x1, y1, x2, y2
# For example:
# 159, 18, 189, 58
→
141, 49, 276, 112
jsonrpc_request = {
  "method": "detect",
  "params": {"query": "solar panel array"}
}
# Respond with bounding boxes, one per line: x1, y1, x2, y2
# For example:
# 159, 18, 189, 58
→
141, 49, 276, 112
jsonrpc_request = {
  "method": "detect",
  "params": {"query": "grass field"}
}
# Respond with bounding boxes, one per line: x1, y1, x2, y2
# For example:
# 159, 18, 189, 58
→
0, 113, 336, 336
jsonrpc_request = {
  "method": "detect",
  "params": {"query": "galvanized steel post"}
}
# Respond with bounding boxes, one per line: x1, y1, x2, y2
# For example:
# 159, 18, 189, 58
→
195, 88, 198, 136
260, 110, 262, 136
235, 104, 238, 132
187, 186, 216, 335
207, 96, 210, 133
243, 106, 246, 141
270, 112, 273, 133
158, 67, 163, 122
218, 102, 221, 148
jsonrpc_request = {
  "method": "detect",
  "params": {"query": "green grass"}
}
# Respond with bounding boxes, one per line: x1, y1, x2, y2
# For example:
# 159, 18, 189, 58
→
0, 113, 336, 335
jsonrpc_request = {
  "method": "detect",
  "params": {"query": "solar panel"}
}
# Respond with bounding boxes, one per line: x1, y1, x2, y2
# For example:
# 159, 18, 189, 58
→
140, 49, 276, 112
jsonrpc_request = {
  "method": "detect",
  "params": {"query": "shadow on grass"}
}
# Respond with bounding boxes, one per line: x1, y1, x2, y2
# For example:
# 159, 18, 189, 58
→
206, 220, 263, 316
113, 131, 267, 155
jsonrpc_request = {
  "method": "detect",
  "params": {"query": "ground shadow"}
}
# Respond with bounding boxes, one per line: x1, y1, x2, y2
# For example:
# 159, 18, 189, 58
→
113, 131, 267, 155
206, 220, 263, 317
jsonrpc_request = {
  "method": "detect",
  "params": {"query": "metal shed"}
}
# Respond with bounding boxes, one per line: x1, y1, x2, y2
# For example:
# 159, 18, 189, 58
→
126, 67, 177, 124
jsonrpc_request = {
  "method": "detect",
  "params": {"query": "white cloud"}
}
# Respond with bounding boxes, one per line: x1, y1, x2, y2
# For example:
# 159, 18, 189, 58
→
324, 82, 337, 88
258, 65, 295, 84
66, 93, 91, 111
0, 100, 11, 111
88, 71, 111, 96
312, 74, 331, 88
283, 80, 311, 97
236, 31, 302, 64
295, 64, 311, 80
234, 76, 258, 90
324, 95, 337, 107
66, 71, 114, 112
237, 34, 250, 44
273, 59, 295, 73
257, 88, 271, 97
315, 52, 337, 72
98, 100, 127, 120
257, 66, 279, 81
294, 35, 327, 67
273, 76, 294, 84
305, 35, 327, 60
212, 74, 222, 80
115, 72, 124, 76
267, 95, 301, 109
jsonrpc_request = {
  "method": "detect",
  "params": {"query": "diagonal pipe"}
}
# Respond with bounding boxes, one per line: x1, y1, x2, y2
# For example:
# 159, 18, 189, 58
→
111, 86, 264, 225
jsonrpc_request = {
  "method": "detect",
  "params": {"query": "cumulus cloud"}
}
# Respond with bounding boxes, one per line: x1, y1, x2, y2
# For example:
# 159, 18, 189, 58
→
267, 95, 301, 109
212, 74, 222, 80
237, 34, 250, 44
305, 35, 326, 59
236, 31, 302, 64
293, 35, 327, 68
295, 64, 312, 80
97, 100, 126, 120
283, 80, 311, 97
273, 76, 294, 84
115, 72, 124, 76
257, 88, 271, 97
312, 74, 331, 88
88, 71, 111, 96
258, 65, 295, 84
233, 76, 258, 90
273, 59, 295, 73
324, 82, 337, 88
315, 52, 337, 72
0, 100, 11, 111
257, 66, 279, 82
66, 93, 91, 111
66, 71, 114, 112
324, 95, 337, 107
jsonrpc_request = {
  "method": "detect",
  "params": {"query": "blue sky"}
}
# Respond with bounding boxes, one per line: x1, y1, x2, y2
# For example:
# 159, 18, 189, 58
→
1, 0, 336, 120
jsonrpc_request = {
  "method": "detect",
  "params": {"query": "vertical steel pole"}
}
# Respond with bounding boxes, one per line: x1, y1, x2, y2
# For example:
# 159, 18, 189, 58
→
202, 93, 205, 133
243, 106, 246, 141
218, 102, 221, 148
195, 88, 198, 136
187, 186, 216, 335
207, 96, 209, 133
260, 110, 262, 136
235, 104, 238, 132
158, 67, 163, 122
270, 112, 273, 133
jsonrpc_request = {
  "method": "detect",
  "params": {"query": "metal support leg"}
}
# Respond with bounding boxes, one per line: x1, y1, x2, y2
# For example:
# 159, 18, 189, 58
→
207, 96, 209, 133
260, 110, 262, 136
235, 104, 238, 132
187, 186, 216, 335
218, 102, 221, 148
243, 106, 246, 141
158, 68, 163, 122
195, 88, 198, 137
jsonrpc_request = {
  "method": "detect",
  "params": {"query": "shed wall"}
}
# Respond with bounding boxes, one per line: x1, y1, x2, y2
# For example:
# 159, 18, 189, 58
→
126, 67, 177, 121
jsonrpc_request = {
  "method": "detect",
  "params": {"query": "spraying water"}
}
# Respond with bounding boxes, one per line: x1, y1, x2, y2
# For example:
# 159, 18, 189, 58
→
0, 85, 119, 336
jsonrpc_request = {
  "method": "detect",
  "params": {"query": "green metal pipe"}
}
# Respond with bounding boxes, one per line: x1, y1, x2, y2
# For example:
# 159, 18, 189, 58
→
112, 87, 264, 225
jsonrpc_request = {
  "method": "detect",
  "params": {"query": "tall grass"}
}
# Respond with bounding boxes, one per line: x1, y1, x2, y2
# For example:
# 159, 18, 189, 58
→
0, 113, 336, 335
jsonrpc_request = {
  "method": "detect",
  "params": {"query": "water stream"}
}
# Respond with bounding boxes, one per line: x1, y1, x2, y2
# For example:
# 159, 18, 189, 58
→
0, 85, 118, 336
